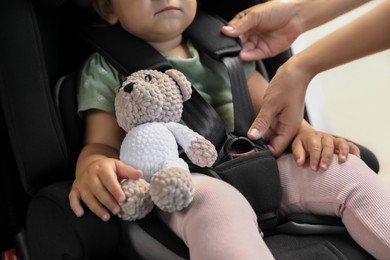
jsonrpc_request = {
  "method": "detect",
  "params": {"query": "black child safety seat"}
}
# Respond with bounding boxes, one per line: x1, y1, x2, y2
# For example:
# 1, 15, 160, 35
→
0, 0, 380, 259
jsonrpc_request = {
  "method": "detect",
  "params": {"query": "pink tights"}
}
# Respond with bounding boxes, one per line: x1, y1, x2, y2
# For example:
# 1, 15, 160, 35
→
158, 154, 390, 260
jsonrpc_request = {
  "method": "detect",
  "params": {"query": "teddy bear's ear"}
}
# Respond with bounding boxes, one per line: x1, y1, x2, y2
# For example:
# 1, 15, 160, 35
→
165, 69, 192, 101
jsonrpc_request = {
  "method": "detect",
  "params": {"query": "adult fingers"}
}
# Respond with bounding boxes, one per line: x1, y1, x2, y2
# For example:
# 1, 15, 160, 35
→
268, 131, 296, 157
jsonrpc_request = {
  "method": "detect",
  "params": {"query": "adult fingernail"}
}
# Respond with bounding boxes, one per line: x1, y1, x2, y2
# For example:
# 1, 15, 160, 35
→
248, 128, 261, 139
223, 25, 234, 31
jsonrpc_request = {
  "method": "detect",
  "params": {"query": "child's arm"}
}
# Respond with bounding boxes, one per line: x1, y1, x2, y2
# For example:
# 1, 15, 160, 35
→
69, 109, 142, 222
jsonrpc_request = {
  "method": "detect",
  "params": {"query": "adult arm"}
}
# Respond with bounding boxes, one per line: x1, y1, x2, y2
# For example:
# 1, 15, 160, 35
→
292, 0, 390, 78
248, 0, 390, 156
221, 0, 369, 61
223, 0, 389, 156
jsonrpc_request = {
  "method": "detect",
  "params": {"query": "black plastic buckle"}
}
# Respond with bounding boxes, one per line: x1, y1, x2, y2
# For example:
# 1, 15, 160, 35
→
216, 132, 268, 164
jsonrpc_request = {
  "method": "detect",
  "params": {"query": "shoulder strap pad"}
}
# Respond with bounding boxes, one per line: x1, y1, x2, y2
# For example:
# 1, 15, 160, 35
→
185, 12, 242, 61
186, 12, 255, 136
79, 20, 171, 75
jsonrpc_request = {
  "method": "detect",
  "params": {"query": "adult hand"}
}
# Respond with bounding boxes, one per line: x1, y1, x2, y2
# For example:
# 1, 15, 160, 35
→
221, 0, 304, 61
247, 59, 311, 157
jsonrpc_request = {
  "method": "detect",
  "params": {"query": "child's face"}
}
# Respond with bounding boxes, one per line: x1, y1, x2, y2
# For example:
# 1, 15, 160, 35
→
108, 0, 197, 43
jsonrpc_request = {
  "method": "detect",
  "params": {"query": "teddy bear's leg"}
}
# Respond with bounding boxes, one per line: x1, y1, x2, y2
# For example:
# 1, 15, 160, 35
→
149, 166, 194, 213
118, 178, 154, 221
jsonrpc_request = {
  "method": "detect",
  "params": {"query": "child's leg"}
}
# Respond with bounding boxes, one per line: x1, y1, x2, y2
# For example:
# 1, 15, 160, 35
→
158, 173, 274, 260
277, 154, 390, 260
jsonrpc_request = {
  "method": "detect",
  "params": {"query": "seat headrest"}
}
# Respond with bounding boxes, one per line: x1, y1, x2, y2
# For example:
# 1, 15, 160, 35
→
33, 0, 92, 9
32, 0, 65, 9
72, 0, 91, 9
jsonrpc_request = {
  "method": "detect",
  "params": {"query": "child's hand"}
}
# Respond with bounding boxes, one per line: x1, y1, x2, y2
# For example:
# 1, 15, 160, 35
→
291, 130, 360, 171
69, 158, 142, 221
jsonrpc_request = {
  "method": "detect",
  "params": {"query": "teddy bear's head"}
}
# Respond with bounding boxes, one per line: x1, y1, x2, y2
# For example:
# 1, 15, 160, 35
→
115, 69, 192, 132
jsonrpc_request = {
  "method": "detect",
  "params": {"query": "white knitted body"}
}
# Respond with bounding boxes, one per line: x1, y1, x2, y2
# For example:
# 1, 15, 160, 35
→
119, 122, 196, 215
120, 122, 189, 182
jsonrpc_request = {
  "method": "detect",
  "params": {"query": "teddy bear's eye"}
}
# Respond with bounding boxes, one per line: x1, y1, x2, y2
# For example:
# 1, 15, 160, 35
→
144, 74, 154, 82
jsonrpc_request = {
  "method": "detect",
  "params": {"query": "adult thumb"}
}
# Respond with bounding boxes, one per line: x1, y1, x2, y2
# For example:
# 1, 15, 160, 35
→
221, 12, 258, 37
267, 134, 292, 157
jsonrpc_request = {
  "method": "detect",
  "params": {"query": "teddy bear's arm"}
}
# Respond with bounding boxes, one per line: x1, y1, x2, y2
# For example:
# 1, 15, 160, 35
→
165, 122, 217, 167
165, 122, 200, 148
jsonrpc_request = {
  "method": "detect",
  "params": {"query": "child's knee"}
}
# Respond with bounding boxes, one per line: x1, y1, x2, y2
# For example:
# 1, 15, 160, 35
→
191, 174, 257, 220
332, 154, 377, 183
279, 153, 376, 183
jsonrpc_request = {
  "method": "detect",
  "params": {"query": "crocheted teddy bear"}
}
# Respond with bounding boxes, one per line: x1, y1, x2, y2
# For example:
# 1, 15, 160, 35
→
115, 69, 218, 221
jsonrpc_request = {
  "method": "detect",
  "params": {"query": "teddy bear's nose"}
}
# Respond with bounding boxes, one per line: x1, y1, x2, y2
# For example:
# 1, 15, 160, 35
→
123, 82, 134, 93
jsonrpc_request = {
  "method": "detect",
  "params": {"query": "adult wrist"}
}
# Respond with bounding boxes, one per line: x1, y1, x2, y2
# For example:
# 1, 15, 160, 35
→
284, 53, 316, 88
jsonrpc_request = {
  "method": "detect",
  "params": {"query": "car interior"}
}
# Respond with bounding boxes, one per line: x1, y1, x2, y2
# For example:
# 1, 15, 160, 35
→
0, 0, 380, 259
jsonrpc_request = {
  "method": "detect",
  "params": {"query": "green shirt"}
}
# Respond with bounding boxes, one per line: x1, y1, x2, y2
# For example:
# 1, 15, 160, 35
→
78, 41, 255, 132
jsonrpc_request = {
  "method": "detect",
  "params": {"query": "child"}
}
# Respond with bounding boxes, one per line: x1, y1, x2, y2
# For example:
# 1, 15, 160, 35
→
69, 0, 390, 259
